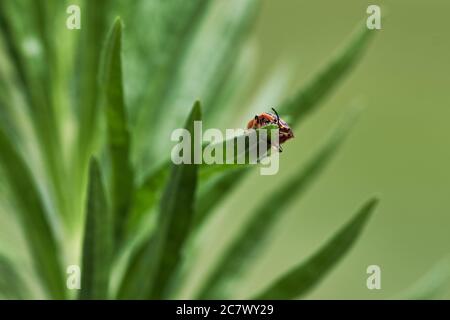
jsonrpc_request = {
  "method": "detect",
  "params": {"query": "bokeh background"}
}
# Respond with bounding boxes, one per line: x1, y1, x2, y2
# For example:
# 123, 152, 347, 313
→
182, 0, 450, 299
0, 0, 449, 299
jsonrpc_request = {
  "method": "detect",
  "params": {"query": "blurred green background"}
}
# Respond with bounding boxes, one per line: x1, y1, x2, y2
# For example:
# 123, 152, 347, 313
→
182, 0, 450, 299
0, 0, 449, 299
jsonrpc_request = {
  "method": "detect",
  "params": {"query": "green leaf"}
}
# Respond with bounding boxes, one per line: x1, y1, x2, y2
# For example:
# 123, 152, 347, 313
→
29, 0, 62, 62
0, 0, 69, 227
194, 167, 248, 230
253, 197, 379, 300
0, 2, 29, 96
279, 24, 374, 123
0, 254, 26, 299
100, 19, 134, 246
197, 108, 361, 298
79, 158, 112, 299
0, 127, 65, 299
118, 101, 201, 299
397, 256, 450, 300
76, 0, 111, 186
125, 163, 169, 240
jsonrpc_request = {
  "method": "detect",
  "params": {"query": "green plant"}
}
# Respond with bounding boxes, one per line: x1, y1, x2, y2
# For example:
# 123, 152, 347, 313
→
0, 0, 445, 300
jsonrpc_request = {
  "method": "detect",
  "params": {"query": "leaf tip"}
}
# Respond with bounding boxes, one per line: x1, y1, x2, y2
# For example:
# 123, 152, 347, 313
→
367, 195, 380, 207
359, 196, 380, 221
107, 17, 123, 44
88, 157, 100, 174
113, 16, 123, 30
191, 100, 202, 121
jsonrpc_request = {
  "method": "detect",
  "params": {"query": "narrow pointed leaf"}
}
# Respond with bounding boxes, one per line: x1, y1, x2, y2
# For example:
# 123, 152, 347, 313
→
0, 127, 65, 299
397, 257, 450, 300
125, 163, 169, 239
80, 158, 112, 299
254, 197, 379, 300
0, 254, 26, 299
0, 2, 29, 95
194, 167, 248, 230
279, 24, 374, 123
100, 19, 134, 246
0, 1, 69, 227
197, 109, 361, 298
77, 0, 111, 171
118, 101, 201, 299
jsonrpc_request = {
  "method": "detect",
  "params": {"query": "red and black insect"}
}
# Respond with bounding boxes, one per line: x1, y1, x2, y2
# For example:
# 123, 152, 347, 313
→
247, 108, 294, 151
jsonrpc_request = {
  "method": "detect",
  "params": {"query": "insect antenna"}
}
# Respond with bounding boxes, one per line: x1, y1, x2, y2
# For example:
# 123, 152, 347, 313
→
271, 107, 280, 125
